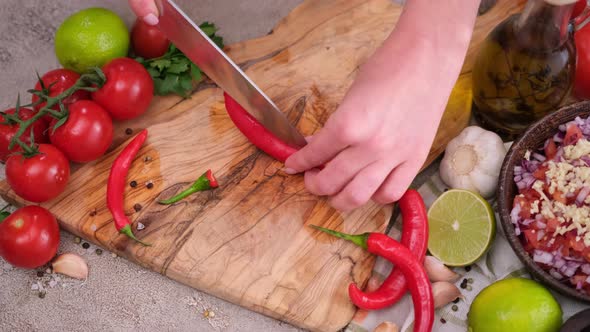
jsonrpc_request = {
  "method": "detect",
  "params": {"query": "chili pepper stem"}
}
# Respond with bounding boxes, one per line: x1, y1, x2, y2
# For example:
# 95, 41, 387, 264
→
158, 169, 218, 205
310, 225, 369, 250
119, 224, 151, 246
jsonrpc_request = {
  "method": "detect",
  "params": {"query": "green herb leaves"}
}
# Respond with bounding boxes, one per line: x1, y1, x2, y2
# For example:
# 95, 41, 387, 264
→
135, 22, 224, 97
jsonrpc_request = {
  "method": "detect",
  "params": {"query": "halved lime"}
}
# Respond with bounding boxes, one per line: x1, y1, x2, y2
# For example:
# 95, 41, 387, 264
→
427, 189, 496, 266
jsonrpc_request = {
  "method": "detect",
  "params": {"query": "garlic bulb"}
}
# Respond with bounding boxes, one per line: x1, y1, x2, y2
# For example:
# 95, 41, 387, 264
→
439, 126, 506, 198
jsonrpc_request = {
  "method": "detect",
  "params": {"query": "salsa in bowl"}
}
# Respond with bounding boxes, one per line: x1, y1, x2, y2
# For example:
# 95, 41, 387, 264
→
498, 101, 590, 303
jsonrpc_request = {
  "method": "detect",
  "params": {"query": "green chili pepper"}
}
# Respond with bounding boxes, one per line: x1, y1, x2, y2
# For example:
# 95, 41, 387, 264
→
159, 169, 218, 205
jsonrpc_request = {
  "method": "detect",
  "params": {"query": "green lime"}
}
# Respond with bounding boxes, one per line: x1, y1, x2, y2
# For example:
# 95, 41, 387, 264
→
427, 189, 495, 266
468, 278, 562, 332
55, 8, 129, 73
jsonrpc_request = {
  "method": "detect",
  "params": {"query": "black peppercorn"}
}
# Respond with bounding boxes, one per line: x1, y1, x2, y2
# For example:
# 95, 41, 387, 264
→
82, 242, 90, 249
125, 128, 133, 135
95, 249, 103, 255
146, 182, 154, 189
37, 271, 44, 278
130, 180, 137, 188
465, 265, 471, 272
133, 204, 142, 212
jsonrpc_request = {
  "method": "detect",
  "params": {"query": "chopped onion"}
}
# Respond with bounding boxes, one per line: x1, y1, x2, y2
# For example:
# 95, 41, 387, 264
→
586, 275, 590, 284
536, 221, 547, 229
522, 219, 535, 226
511, 205, 521, 224
533, 250, 554, 265
559, 124, 567, 132
582, 264, 590, 275
514, 166, 524, 175
514, 175, 522, 182
554, 257, 566, 269
554, 133, 563, 143
576, 187, 590, 205
532, 153, 546, 162
577, 281, 583, 290
537, 230, 546, 241
562, 262, 581, 277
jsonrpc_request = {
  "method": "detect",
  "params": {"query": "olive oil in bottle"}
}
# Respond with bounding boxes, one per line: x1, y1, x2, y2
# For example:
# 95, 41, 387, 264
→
472, 0, 577, 139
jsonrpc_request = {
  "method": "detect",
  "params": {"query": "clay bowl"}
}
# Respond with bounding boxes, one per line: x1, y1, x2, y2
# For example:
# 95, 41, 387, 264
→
497, 101, 590, 303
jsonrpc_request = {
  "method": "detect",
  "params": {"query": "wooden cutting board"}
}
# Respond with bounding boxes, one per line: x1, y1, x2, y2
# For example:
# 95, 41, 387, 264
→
0, 0, 524, 331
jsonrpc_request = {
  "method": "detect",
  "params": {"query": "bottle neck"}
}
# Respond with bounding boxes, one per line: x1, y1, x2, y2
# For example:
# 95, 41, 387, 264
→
515, 0, 575, 49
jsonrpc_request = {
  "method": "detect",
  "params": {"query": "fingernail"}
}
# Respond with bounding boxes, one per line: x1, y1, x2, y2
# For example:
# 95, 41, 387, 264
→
283, 168, 298, 175
143, 13, 159, 26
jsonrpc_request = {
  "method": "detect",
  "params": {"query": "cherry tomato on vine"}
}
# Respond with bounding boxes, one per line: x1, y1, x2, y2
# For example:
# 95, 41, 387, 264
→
91, 58, 154, 121
31, 68, 90, 122
0, 206, 60, 269
49, 100, 114, 163
0, 108, 49, 162
6, 144, 70, 203
131, 18, 170, 59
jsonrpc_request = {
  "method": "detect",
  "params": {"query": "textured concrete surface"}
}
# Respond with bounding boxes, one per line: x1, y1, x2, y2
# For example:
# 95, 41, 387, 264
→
0, 1, 307, 331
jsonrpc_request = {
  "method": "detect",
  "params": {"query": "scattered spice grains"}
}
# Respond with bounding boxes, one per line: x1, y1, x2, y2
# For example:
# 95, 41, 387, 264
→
452, 298, 461, 304
146, 182, 154, 189
111, 253, 117, 258
440, 318, 447, 324
465, 266, 472, 272
144, 156, 152, 163
130, 180, 138, 188
466, 285, 473, 291
137, 222, 145, 231
74, 237, 81, 244
467, 278, 474, 284
37, 271, 44, 278
95, 249, 103, 256
125, 128, 133, 135
89, 209, 97, 217
133, 204, 142, 212
82, 242, 90, 249
451, 304, 459, 312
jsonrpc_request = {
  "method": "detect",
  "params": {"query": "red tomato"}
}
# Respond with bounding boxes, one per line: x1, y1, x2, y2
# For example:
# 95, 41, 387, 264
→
0, 108, 49, 162
6, 144, 70, 203
31, 69, 90, 122
131, 18, 170, 59
49, 100, 114, 163
524, 229, 540, 249
564, 124, 583, 145
91, 58, 154, 121
0, 206, 59, 268
545, 140, 557, 160
575, 24, 590, 99
514, 195, 532, 220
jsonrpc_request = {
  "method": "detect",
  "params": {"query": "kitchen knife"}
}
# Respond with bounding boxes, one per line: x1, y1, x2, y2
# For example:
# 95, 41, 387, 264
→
154, 0, 308, 149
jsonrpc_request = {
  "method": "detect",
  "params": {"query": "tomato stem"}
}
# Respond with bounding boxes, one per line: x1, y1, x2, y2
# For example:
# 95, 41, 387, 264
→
7, 69, 107, 154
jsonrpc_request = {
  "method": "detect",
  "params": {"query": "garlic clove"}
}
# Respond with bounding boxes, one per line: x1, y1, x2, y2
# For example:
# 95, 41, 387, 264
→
424, 256, 461, 282
432, 281, 463, 309
52, 253, 88, 280
373, 321, 400, 332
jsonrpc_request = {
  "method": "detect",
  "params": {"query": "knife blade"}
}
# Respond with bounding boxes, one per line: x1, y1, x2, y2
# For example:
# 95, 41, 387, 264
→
154, 0, 307, 149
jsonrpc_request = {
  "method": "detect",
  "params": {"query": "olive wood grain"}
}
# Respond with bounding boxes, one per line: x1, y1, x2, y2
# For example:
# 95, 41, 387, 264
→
0, 0, 525, 330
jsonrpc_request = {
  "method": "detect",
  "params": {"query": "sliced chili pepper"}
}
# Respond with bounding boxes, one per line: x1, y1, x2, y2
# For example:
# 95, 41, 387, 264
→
158, 169, 218, 205
107, 129, 150, 246
223, 93, 298, 163
312, 226, 434, 332
348, 189, 428, 310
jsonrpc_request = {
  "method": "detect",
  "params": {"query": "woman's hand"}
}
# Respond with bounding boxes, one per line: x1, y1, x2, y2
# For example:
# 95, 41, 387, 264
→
285, 41, 446, 212
128, 0, 159, 25
285, 0, 481, 212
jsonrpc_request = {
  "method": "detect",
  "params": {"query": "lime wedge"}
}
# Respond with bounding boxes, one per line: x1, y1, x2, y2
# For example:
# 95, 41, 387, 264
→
427, 189, 496, 266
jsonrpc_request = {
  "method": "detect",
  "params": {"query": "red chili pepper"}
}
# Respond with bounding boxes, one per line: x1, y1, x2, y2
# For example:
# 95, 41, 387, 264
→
223, 93, 298, 163
312, 226, 434, 332
348, 189, 428, 310
158, 169, 218, 205
107, 129, 150, 246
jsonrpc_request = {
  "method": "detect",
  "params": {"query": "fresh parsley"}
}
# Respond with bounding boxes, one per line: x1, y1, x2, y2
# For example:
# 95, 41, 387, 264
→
135, 22, 225, 97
